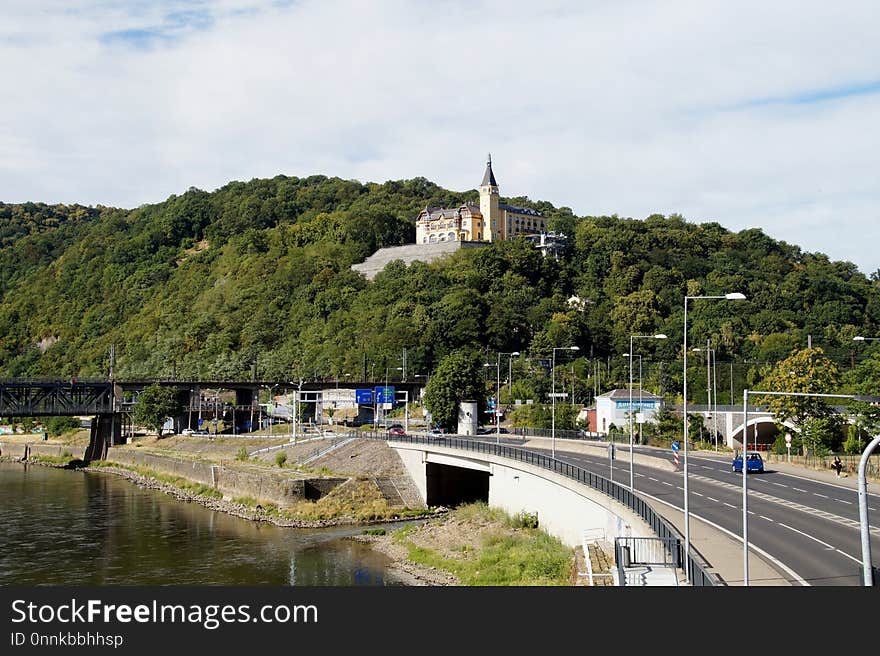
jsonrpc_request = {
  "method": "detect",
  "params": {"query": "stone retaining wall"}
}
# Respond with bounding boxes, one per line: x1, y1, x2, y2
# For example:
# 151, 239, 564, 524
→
104, 447, 346, 507
0, 442, 88, 460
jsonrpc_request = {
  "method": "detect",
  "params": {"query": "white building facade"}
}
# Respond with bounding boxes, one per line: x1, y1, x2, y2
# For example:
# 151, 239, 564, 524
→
595, 388, 664, 435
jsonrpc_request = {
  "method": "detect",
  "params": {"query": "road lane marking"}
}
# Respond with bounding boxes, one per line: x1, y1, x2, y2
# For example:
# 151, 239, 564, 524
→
676, 486, 684, 491
760, 515, 774, 522
723, 502, 736, 509
693, 492, 704, 497
662, 481, 673, 487
777, 523, 835, 550
648, 477, 658, 482
813, 493, 829, 499
771, 483, 788, 488
706, 496, 719, 503
776, 524, 862, 565
792, 488, 808, 493
687, 472, 880, 537
636, 491, 809, 586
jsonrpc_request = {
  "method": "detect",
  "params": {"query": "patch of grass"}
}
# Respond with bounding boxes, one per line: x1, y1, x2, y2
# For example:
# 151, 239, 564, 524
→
275, 452, 288, 467
235, 447, 248, 461
233, 496, 259, 507
395, 502, 574, 586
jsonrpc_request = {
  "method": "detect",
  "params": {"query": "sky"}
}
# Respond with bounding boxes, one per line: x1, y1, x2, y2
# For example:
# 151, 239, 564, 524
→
2, 0, 878, 275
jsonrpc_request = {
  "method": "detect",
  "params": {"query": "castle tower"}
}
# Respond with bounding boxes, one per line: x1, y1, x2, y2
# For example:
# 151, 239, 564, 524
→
479, 154, 501, 242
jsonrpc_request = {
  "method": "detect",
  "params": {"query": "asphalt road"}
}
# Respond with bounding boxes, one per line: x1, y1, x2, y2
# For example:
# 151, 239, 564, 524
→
476, 436, 880, 586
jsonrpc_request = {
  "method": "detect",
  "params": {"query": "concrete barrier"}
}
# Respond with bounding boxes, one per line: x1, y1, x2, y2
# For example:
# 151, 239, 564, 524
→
103, 447, 346, 507
0, 443, 87, 461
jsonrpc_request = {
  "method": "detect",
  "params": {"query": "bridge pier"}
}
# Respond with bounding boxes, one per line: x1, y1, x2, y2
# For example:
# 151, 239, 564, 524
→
85, 414, 122, 462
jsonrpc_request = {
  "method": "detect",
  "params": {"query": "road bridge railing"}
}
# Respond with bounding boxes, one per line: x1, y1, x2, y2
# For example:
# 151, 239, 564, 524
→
361, 431, 722, 586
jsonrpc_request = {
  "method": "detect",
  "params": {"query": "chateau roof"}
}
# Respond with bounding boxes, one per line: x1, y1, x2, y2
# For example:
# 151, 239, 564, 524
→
499, 202, 543, 216
418, 202, 481, 222
481, 154, 497, 187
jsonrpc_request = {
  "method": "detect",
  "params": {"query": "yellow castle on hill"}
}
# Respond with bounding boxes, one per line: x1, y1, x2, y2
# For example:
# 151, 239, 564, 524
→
415, 155, 548, 244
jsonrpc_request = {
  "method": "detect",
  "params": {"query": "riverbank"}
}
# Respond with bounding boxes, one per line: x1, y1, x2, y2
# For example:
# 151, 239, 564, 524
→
350, 502, 611, 586
1, 434, 438, 530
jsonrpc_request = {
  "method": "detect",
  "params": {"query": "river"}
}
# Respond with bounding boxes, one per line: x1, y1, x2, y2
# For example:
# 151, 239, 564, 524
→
0, 462, 405, 585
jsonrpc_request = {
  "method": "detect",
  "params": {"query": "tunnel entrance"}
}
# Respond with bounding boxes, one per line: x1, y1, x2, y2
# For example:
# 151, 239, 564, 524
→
426, 463, 489, 507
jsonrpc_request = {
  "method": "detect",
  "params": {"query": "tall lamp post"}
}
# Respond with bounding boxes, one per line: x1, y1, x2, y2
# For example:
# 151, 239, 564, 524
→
483, 358, 501, 440
552, 346, 580, 458
692, 342, 718, 451
497, 351, 520, 438
683, 292, 745, 583
628, 334, 667, 491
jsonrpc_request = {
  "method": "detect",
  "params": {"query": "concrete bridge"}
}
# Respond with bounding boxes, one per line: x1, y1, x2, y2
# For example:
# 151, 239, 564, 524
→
381, 434, 721, 585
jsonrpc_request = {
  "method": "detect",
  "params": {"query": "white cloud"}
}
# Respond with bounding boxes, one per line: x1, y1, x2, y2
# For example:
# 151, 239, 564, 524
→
1, 0, 878, 274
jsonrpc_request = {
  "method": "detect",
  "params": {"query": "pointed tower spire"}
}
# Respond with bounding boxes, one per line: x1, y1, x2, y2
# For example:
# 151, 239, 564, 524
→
481, 153, 497, 187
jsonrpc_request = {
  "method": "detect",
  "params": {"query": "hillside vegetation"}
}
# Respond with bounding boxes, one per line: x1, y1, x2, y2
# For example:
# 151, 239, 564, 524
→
1, 174, 879, 408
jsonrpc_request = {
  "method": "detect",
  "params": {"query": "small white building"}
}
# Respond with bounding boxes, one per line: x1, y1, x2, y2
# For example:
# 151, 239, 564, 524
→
595, 388, 665, 435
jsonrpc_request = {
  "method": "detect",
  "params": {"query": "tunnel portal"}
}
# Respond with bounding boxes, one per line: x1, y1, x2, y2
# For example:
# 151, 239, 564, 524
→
425, 462, 489, 507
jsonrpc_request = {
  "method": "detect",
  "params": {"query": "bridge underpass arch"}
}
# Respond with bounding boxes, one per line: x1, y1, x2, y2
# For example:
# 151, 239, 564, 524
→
730, 417, 798, 450
425, 462, 489, 507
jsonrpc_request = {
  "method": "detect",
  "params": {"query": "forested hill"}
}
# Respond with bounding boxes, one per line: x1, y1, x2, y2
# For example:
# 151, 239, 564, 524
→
1, 173, 879, 403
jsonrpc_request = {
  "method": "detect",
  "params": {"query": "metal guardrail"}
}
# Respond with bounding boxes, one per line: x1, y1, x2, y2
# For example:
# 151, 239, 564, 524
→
362, 431, 722, 586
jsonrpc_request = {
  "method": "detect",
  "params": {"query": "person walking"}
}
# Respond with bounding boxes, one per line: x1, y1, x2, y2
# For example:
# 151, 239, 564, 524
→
832, 455, 843, 478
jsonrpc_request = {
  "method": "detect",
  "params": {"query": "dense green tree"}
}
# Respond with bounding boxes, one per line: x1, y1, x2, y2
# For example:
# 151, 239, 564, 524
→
132, 384, 183, 438
422, 350, 486, 432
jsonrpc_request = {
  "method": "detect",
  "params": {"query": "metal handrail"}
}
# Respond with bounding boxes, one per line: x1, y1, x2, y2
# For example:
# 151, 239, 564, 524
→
361, 431, 722, 586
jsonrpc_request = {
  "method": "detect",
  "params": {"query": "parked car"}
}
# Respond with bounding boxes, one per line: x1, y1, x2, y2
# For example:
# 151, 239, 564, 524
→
180, 428, 194, 436
732, 451, 764, 473
387, 426, 406, 436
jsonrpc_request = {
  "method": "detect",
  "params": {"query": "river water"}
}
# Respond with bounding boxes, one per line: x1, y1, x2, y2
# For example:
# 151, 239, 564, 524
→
0, 462, 404, 586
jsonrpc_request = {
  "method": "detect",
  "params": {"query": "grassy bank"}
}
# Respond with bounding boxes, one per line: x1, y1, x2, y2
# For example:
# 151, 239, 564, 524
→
388, 502, 574, 585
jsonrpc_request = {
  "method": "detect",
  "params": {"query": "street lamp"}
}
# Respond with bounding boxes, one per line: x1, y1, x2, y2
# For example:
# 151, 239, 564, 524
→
483, 359, 501, 440
495, 351, 521, 439
683, 292, 745, 583
552, 346, 580, 458
692, 343, 719, 451
628, 333, 667, 491
507, 352, 521, 408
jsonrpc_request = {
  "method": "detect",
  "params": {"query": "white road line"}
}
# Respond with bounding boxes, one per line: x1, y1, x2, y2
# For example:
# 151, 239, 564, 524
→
838, 500, 852, 505
760, 515, 774, 522
723, 502, 736, 509
813, 493, 829, 499
635, 473, 645, 477
792, 488, 808, 493
693, 492, 704, 497
676, 486, 684, 491
772, 483, 788, 488
706, 497, 719, 503
777, 522, 836, 551
636, 491, 809, 586
648, 477, 658, 482
662, 481, 673, 487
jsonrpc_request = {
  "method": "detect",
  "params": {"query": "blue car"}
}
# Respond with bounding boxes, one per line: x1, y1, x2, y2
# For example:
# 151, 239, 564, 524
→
732, 451, 764, 473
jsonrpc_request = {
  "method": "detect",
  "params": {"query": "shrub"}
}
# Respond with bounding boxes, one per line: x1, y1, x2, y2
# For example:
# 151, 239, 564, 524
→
235, 447, 248, 461
275, 452, 288, 467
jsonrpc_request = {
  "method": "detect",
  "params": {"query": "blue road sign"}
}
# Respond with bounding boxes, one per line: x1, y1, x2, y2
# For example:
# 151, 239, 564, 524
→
198, 418, 204, 427
356, 389, 373, 404
671, 441, 680, 452
374, 386, 395, 404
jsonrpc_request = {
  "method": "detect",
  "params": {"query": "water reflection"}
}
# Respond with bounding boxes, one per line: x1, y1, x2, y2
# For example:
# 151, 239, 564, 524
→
0, 463, 404, 586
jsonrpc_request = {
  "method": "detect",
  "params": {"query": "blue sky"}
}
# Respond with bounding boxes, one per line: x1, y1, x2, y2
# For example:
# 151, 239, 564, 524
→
1, 0, 878, 275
